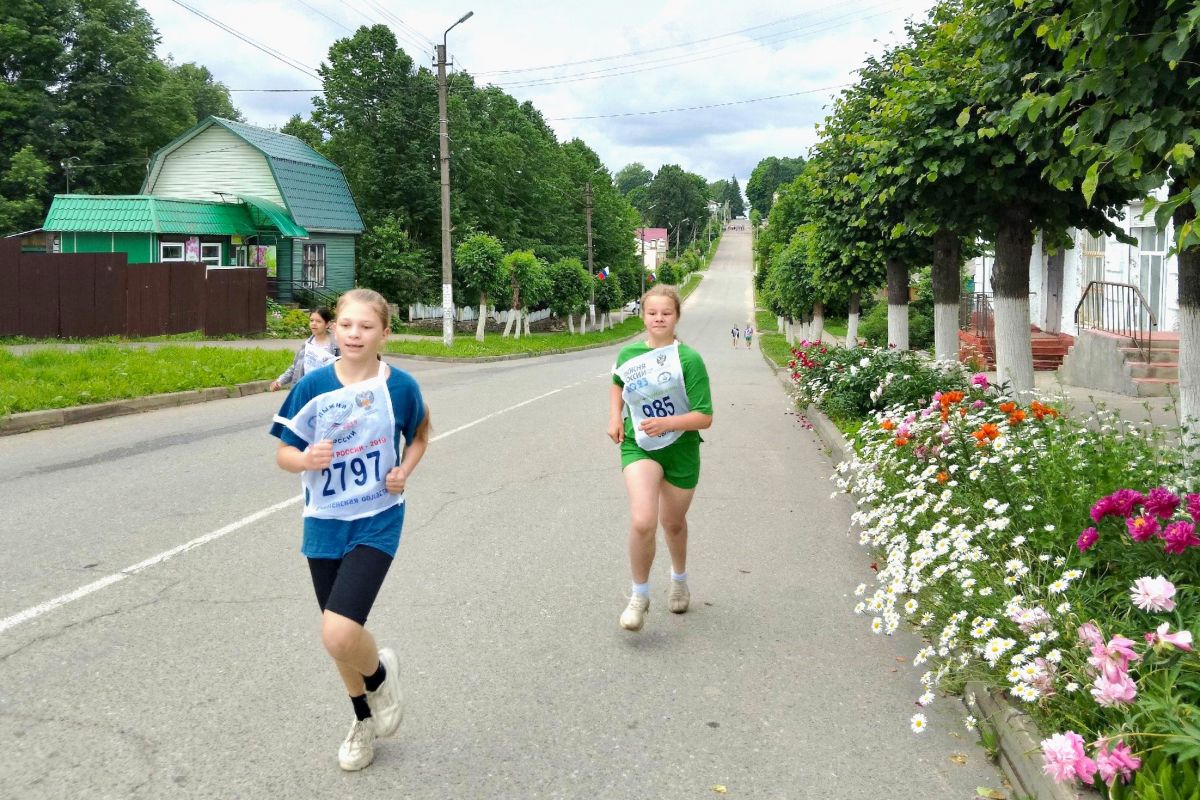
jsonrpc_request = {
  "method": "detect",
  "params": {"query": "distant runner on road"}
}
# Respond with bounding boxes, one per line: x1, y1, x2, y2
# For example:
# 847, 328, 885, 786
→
731, 324, 740, 348
269, 289, 431, 772
608, 285, 714, 632
271, 307, 340, 391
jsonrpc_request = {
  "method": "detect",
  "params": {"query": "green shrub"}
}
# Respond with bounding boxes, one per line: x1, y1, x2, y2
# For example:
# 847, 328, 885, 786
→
266, 303, 312, 338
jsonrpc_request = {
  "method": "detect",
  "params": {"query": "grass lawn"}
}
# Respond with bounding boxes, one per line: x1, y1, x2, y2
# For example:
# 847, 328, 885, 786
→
825, 317, 848, 338
758, 333, 794, 369
755, 308, 777, 332
385, 316, 643, 358
0, 330, 250, 346
0, 345, 292, 416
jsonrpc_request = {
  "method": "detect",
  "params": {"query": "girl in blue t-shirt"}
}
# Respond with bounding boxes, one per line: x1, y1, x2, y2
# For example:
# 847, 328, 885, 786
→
269, 288, 430, 772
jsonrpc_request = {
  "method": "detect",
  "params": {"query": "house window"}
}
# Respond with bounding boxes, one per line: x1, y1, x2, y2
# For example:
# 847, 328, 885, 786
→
1081, 231, 1106, 287
160, 242, 184, 262
201, 243, 222, 266
302, 243, 326, 287
1133, 225, 1167, 327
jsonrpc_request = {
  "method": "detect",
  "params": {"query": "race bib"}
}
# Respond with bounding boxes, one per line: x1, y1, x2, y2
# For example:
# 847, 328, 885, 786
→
274, 361, 402, 521
615, 342, 691, 451
303, 340, 336, 373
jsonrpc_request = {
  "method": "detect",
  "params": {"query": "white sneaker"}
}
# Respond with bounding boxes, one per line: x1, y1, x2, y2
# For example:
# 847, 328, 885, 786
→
366, 647, 404, 738
668, 580, 690, 613
338, 718, 376, 771
620, 594, 650, 631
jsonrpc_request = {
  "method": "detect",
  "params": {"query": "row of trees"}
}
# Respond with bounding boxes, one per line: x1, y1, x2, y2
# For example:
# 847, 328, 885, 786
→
755, 0, 1199, 435
614, 161, 735, 243
1, 0, 243, 233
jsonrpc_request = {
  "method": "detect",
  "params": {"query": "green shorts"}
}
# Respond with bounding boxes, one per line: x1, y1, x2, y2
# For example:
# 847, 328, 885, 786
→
620, 434, 702, 489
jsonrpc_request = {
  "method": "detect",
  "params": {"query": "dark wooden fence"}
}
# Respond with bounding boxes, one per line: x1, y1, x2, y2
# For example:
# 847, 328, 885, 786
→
0, 240, 266, 338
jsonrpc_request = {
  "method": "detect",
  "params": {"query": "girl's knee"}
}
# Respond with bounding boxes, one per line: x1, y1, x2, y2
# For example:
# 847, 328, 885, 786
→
661, 518, 687, 537
320, 616, 362, 661
629, 516, 657, 537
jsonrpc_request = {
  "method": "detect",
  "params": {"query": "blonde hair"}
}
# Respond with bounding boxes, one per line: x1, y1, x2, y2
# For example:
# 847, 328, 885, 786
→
336, 288, 391, 328
640, 284, 681, 316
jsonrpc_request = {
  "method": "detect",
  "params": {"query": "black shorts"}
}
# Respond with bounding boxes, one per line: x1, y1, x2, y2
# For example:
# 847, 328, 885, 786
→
308, 545, 393, 625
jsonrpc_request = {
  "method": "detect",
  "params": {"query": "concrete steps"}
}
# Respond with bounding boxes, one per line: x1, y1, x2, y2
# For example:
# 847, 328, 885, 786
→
1059, 329, 1179, 397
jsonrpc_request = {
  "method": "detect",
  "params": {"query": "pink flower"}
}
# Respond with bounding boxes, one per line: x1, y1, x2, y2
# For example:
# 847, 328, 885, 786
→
1090, 670, 1137, 707
1076, 526, 1099, 551
1125, 514, 1160, 542
1130, 575, 1176, 612
1145, 622, 1194, 652
971, 373, 989, 390
1162, 520, 1200, 554
1187, 493, 1200, 523
1078, 622, 1105, 648
1041, 731, 1097, 785
972, 399, 986, 409
1090, 489, 1145, 523
1144, 486, 1181, 520
1095, 739, 1141, 785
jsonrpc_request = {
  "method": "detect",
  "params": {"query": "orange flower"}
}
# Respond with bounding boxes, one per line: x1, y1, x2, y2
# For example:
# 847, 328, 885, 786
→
936, 471, 949, 483
1030, 401, 1059, 420
939, 390, 965, 409
881, 419, 896, 431
999, 401, 1017, 414
972, 422, 1001, 445
959, 406, 968, 417
894, 436, 909, 447
1008, 409, 1026, 426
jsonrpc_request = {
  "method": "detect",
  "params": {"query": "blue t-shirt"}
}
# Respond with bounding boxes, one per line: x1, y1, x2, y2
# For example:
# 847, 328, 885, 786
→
269, 361, 426, 559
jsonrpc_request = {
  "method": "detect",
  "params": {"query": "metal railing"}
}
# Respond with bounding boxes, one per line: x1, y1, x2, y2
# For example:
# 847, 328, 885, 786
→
1073, 281, 1155, 362
267, 277, 340, 310
959, 291, 995, 336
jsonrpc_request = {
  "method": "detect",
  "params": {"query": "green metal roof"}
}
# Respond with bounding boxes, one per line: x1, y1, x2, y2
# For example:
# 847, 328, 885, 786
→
144, 117, 364, 234
44, 196, 259, 235
238, 195, 309, 238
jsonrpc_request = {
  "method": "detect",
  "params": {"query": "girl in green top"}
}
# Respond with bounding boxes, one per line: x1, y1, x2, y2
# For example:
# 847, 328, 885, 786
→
608, 285, 713, 632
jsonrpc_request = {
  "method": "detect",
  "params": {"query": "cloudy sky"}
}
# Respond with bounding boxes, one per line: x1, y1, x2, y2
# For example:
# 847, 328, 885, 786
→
141, 0, 935, 184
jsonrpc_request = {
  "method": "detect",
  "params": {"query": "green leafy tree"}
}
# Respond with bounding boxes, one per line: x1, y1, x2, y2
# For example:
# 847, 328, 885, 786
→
594, 272, 624, 329
615, 162, 652, 196
545, 257, 590, 333
723, 175, 746, 217
0, 145, 51, 234
455, 233, 506, 341
646, 164, 709, 252
499, 250, 543, 338
746, 155, 805, 216
163, 61, 242, 123
280, 114, 324, 150
356, 214, 433, 308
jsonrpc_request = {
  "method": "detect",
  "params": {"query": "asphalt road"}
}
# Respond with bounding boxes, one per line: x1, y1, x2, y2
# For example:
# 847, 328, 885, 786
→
0, 229, 1003, 799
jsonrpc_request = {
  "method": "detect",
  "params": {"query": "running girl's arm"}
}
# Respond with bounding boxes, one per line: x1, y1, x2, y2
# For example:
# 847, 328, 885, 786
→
276, 440, 333, 473
385, 404, 431, 494
637, 410, 712, 437
271, 344, 305, 391
607, 383, 625, 444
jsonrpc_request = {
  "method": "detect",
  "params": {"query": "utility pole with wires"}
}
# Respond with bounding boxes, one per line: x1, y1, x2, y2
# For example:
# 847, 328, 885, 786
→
584, 180, 595, 328
436, 11, 473, 348
61, 157, 79, 194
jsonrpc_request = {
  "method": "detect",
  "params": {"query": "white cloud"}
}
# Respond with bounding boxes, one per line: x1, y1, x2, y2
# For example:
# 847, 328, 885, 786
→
139, 0, 934, 180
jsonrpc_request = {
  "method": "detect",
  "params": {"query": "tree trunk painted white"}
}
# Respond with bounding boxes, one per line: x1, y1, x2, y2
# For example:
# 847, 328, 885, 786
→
1180, 305, 1200, 452
846, 291, 860, 348
993, 295, 1034, 395
993, 214, 1035, 396
475, 295, 487, 342
886, 258, 910, 350
811, 302, 825, 344
934, 303, 958, 362
777, 315, 785, 334
502, 308, 516, 338
524, 311, 532, 337
567, 314, 575, 335
887, 305, 910, 351
785, 319, 794, 345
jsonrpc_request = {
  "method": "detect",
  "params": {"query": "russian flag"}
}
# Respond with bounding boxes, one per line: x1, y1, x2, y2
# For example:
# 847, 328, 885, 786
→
597, 266, 609, 280
648, 271, 656, 283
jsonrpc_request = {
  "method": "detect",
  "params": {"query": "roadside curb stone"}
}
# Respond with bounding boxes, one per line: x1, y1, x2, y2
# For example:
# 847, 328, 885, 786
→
0, 380, 274, 436
759, 342, 1095, 800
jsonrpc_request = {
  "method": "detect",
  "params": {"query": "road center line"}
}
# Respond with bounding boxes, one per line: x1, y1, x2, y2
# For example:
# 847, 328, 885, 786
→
0, 372, 607, 635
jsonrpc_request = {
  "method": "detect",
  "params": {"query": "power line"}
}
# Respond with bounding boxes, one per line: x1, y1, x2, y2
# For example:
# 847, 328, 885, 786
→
293, 0, 355, 34
474, 3, 897, 77
545, 84, 849, 121
166, 0, 319, 79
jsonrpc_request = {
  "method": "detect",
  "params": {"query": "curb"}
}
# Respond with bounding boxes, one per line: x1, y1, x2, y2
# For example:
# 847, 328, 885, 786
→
780, 364, 1099, 800
0, 380, 273, 436
965, 682, 1101, 800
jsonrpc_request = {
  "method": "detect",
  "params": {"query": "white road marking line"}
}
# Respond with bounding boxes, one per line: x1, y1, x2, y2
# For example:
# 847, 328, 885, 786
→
1, 373, 607, 635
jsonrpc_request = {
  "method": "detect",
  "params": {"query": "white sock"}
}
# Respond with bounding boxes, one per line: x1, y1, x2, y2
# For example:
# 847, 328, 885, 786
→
632, 581, 650, 597
671, 571, 688, 582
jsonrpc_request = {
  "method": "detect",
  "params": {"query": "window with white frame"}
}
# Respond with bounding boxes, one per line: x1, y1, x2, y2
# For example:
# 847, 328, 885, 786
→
1133, 225, 1167, 326
200, 243, 222, 266
1081, 231, 1106, 286
302, 243, 326, 287
160, 242, 184, 262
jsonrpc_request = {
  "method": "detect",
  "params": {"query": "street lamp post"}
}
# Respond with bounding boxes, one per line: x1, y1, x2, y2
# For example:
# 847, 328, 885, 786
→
437, 10, 474, 347
584, 165, 603, 329
674, 218, 689, 259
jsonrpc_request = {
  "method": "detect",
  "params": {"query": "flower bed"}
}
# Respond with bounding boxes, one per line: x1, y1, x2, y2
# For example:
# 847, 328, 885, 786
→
789, 342, 1199, 797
